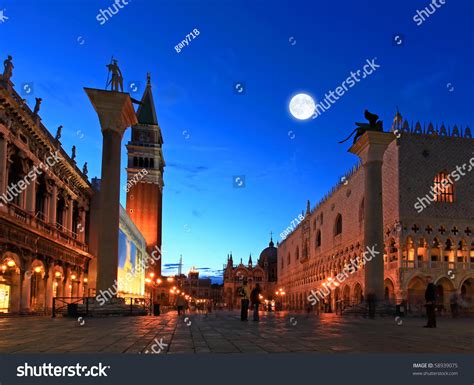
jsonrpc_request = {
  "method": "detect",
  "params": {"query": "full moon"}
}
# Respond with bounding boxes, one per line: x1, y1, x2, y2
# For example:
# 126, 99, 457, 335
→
289, 93, 316, 120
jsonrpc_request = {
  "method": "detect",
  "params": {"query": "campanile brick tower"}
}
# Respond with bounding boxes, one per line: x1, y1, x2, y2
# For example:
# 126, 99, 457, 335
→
125, 74, 165, 276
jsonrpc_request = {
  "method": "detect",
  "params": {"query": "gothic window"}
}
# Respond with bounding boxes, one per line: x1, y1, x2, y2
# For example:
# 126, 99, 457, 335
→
315, 230, 321, 248
433, 171, 454, 202
359, 198, 364, 223
335, 214, 342, 236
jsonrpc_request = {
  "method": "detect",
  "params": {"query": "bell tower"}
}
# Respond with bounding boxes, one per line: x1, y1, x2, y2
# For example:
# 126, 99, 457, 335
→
125, 73, 165, 276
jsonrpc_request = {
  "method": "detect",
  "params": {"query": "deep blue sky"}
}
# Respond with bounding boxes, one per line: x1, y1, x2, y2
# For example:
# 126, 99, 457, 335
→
1, 0, 473, 282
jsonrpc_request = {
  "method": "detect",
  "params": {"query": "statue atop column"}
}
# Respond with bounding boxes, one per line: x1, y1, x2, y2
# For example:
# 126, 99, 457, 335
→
106, 59, 123, 92
2, 55, 13, 82
339, 110, 384, 144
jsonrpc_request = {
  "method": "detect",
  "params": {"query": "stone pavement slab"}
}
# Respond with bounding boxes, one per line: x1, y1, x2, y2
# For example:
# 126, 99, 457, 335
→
0, 311, 472, 354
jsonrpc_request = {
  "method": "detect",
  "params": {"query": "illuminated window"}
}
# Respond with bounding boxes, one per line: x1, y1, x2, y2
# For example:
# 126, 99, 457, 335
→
433, 171, 454, 202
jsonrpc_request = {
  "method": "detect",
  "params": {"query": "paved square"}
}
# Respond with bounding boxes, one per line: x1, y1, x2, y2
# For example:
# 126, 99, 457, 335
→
0, 311, 472, 353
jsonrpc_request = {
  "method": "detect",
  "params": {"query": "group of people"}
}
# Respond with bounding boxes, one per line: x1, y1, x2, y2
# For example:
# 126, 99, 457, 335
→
237, 280, 262, 321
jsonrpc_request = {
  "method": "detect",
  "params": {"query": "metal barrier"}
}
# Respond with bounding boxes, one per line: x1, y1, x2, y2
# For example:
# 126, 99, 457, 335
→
52, 296, 153, 318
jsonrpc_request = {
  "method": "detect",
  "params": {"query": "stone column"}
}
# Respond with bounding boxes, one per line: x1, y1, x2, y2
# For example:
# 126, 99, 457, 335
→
79, 208, 86, 243
66, 197, 74, 233
84, 88, 137, 294
44, 265, 54, 313
49, 184, 57, 225
20, 271, 31, 313
0, 135, 7, 195
349, 131, 394, 303
26, 179, 36, 214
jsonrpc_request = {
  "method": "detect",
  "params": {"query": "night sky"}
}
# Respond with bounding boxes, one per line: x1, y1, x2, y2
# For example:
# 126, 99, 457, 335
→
1, 0, 472, 282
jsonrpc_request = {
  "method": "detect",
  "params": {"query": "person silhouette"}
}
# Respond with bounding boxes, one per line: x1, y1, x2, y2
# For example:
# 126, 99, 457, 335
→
106, 60, 123, 92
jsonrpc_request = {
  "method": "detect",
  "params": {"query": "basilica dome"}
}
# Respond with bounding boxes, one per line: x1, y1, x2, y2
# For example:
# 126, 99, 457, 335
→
258, 237, 277, 266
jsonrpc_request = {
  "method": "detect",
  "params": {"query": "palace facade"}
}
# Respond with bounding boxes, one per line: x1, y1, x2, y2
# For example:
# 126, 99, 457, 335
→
278, 114, 474, 314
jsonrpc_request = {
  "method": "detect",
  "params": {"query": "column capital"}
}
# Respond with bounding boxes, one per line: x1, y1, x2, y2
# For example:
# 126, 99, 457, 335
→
84, 88, 138, 137
348, 131, 394, 164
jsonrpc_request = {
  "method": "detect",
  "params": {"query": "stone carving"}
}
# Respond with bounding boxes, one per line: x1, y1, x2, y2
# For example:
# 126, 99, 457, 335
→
82, 162, 88, 176
106, 59, 123, 92
71, 145, 76, 161
339, 110, 383, 144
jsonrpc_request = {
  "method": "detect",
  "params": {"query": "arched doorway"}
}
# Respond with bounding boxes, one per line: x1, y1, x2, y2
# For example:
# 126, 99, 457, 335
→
384, 278, 395, 303
460, 278, 474, 312
353, 283, 362, 304
435, 277, 455, 313
342, 285, 350, 308
0, 252, 21, 313
407, 276, 425, 314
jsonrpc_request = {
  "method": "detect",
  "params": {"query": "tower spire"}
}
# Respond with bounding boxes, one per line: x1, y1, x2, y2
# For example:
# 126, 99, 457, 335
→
136, 73, 158, 125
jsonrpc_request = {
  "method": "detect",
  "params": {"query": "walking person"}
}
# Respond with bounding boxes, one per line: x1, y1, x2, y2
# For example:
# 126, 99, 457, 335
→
176, 294, 186, 316
424, 277, 437, 328
250, 283, 262, 321
449, 291, 459, 318
237, 280, 250, 321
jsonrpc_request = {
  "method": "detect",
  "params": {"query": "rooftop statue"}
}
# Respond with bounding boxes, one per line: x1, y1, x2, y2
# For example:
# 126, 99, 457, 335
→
339, 110, 383, 144
2, 55, 13, 82
55, 125, 62, 141
33, 97, 42, 115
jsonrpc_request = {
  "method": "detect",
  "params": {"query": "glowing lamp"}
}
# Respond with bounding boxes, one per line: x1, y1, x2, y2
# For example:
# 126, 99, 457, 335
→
55, 271, 61, 278
71, 274, 77, 280
149, 272, 155, 278
83, 278, 88, 283
34, 266, 42, 273
145, 278, 152, 283
6, 260, 15, 267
